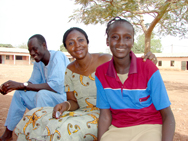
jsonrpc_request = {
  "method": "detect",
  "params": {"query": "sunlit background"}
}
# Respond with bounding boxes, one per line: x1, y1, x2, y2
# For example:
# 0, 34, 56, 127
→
0, 0, 188, 53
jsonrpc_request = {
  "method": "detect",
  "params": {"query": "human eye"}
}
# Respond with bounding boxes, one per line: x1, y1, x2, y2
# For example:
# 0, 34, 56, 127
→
68, 41, 74, 46
78, 38, 84, 42
111, 35, 119, 40
33, 47, 38, 51
125, 36, 131, 40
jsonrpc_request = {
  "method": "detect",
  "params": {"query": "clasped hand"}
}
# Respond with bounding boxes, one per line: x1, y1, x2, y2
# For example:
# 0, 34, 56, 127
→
0, 80, 21, 95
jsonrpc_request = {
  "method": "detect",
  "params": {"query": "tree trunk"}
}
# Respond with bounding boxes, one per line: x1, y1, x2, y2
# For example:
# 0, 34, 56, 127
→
144, 32, 151, 54
144, 1, 171, 54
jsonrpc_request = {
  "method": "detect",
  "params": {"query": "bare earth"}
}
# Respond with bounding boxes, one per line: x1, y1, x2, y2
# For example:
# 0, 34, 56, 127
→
0, 64, 188, 141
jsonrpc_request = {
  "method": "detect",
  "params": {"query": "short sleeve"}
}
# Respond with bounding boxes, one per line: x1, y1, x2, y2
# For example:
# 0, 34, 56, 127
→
95, 75, 110, 109
147, 70, 171, 110
46, 51, 70, 94
64, 68, 74, 92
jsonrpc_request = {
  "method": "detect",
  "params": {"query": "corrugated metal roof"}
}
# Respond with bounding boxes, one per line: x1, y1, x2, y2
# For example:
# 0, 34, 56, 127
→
135, 53, 188, 57
0, 47, 29, 53
0, 47, 187, 58
154, 53, 188, 57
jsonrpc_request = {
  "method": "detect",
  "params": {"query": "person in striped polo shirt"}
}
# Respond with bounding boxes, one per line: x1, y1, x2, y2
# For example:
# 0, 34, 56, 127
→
96, 17, 175, 141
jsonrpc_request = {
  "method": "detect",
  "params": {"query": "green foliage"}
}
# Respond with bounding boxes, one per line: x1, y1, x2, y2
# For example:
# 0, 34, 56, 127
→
0, 44, 13, 48
70, 0, 188, 35
133, 33, 162, 53
59, 44, 68, 52
69, 0, 188, 53
17, 43, 28, 49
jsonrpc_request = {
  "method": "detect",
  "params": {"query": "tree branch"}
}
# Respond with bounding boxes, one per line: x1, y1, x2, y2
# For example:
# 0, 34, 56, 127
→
101, 0, 114, 6
147, 1, 171, 36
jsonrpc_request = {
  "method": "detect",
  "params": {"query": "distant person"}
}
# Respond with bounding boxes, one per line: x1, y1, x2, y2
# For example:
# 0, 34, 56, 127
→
0, 34, 70, 141
14, 27, 157, 141
96, 17, 175, 141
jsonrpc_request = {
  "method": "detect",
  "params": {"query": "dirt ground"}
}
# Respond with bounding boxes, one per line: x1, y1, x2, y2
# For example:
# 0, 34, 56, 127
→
0, 64, 188, 141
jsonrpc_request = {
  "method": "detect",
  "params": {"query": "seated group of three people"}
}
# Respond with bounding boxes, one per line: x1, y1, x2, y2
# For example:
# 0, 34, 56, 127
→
0, 16, 175, 141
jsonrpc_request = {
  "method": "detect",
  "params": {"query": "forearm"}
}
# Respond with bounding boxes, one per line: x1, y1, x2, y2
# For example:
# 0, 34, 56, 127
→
67, 100, 79, 111
25, 82, 56, 92
98, 109, 112, 141
98, 117, 111, 141
162, 115, 175, 141
160, 107, 176, 141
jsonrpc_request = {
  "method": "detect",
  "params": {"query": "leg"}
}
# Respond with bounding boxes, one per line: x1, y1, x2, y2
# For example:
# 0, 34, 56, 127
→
0, 90, 37, 140
100, 124, 162, 141
134, 124, 162, 141
0, 127, 12, 141
35, 90, 66, 107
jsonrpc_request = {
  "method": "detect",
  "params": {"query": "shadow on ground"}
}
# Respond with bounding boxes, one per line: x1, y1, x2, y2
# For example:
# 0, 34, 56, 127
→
164, 81, 188, 93
174, 132, 188, 141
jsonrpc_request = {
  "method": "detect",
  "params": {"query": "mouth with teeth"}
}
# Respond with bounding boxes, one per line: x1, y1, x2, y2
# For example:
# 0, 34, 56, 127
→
116, 48, 125, 52
75, 49, 84, 54
32, 55, 39, 61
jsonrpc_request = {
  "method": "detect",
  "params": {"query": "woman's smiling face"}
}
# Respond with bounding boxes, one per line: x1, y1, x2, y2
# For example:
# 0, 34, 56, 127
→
107, 22, 134, 59
65, 30, 88, 59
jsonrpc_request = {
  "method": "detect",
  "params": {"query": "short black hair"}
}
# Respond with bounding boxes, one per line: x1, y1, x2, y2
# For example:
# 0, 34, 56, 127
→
28, 34, 46, 45
63, 27, 89, 48
106, 16, 135, 37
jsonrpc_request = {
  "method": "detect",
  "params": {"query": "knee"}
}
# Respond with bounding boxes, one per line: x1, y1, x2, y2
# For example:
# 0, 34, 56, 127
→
35, 90, 48, 101
11, 90, 27, 106
12, 90, 23, 99
35, 90, 54, 107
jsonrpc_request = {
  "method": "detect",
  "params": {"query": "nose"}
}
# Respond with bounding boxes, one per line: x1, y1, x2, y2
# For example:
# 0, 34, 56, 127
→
74, 41, 80, 48
119, 36, 126, 46
29, 49, 35, 56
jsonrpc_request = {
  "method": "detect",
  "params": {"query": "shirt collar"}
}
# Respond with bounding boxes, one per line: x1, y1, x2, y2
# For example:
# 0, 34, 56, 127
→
106, 51, 137, 78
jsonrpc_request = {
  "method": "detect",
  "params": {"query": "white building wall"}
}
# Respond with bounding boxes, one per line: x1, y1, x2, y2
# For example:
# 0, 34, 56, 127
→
157, 60, 182, 70
175, 61, 181, 70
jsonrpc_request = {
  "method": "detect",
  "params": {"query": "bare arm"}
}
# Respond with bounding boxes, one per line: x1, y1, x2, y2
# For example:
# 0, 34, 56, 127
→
0, 80, 55, 95
98, 109, 112, 141
52, 91, 79, 118
160, 106, 175, 141
25, 82, 55, 92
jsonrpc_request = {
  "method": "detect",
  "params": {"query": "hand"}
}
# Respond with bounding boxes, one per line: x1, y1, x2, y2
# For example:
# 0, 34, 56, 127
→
0, 85, 7, 95
141, 51, 157, 64
0, 80, 23, 95
52, 102, 69, 119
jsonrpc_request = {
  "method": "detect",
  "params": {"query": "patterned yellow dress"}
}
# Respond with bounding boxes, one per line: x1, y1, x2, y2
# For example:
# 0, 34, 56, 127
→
15, 68, 99, 141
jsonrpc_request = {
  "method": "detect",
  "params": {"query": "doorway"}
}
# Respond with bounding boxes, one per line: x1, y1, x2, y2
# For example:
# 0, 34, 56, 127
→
0, 55, 2, 64
181, 61, 188, 70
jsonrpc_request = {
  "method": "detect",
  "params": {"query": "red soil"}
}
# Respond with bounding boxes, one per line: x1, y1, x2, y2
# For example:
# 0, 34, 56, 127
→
0, 65, 187, 141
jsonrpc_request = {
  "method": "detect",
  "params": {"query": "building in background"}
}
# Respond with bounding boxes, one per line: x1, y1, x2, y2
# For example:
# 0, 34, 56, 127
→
1, 47, 187, 70
0, 47, 30, 65
0, 47, 73, 65
136, 53, 188, 71
155, 53, 188, 71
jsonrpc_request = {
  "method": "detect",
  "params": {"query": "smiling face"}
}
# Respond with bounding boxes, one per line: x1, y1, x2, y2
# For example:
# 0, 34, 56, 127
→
28, 37, 46, 62
65, 30, 89, 59
107, 22, 134, 60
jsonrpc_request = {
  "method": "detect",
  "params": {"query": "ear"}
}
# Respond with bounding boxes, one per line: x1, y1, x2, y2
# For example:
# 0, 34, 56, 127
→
42, 42, 47, 49
106, 38, 109, 46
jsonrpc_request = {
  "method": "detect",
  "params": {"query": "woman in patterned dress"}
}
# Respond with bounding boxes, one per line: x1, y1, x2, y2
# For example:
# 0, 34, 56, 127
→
15, 27, 157, 141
